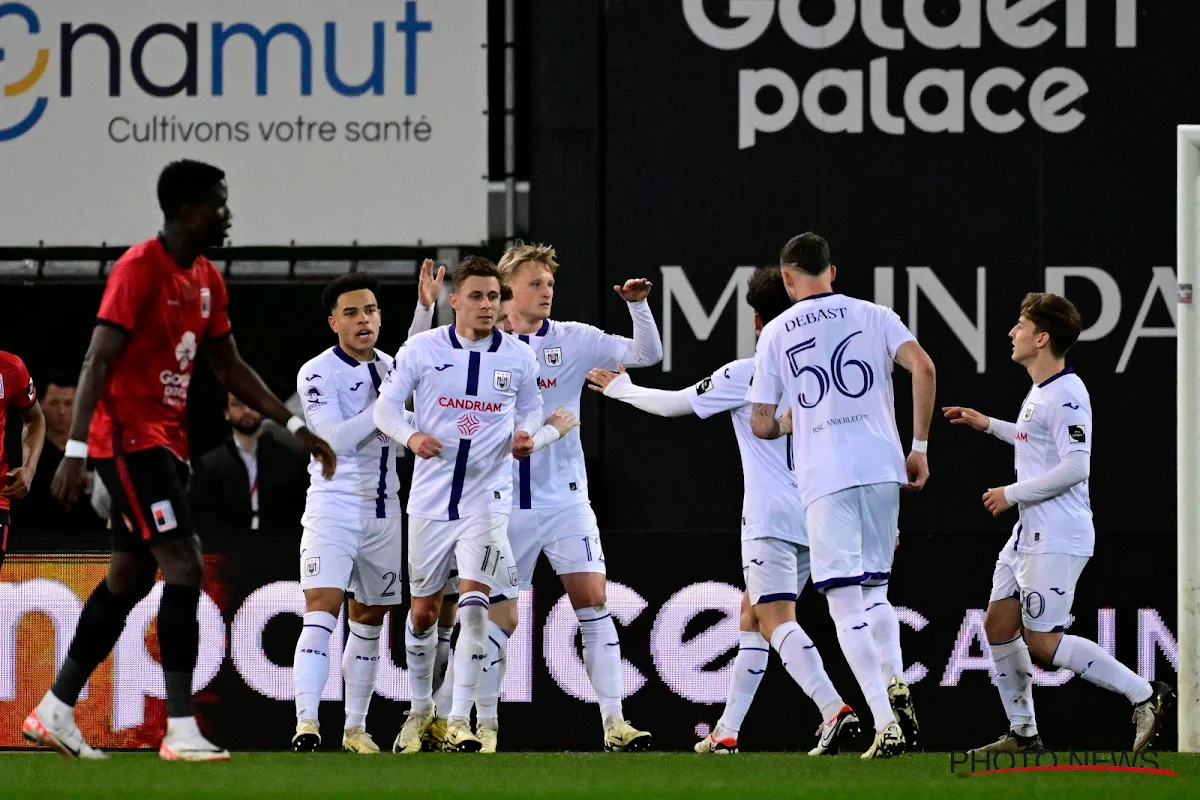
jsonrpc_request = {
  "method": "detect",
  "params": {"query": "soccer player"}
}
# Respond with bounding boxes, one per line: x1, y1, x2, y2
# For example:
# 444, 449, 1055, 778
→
748, 233, 935, 759
374, 257, 575, 753
944, 292, 1173, 755
467, 242, 661, 753
0, 350, 46, 568
23, 160, 336, 762
290, 260, 445, 754
587, 265, 860, 755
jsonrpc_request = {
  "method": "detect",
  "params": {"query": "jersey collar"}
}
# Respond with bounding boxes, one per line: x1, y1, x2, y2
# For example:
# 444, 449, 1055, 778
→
1037, 365, 1074, 388
517, 318, 551, 342
448, 325, 504, 352
797, 292, 836, 303
331, 345, 380, 367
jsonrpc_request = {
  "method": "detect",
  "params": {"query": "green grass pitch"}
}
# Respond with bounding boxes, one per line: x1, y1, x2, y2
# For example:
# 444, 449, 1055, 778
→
3, 752, 1199, 799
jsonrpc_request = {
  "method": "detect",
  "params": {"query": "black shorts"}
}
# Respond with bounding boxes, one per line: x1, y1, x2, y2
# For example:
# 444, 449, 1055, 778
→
94, 447, 194, 551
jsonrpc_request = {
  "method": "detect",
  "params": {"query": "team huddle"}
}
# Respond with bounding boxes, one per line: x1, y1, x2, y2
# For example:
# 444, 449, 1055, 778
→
11, 161, 1174, 761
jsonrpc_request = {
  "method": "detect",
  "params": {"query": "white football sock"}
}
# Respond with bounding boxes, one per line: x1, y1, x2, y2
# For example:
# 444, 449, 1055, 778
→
577, 604, 624, 727
713, 631, 769, 740
404, 612, 437, 715
1051, 634, 1153, 704
769, 621, 846, 722
432, 648, 456, 717
990, 635, 1038, 737
342, 620, 382, 730
475, 621, 510, 726
294, 611, 336, 722
825, 585, 894, 731
450, 592, 490, 721
863, 584, 905, 680
432, 624, 454, 693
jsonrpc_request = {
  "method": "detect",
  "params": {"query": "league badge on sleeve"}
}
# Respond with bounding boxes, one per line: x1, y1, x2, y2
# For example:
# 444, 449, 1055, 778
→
494, 370, 512, 391
696, 376, 714, 395
1068, 424, 1086, 443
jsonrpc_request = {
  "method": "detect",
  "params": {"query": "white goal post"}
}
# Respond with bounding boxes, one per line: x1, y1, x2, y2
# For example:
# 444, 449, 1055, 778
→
1178, 125, 1200, 753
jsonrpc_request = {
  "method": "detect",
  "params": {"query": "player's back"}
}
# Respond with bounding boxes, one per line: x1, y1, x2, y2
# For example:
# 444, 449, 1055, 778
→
89, 237, 231, 462
755, 293, 911, 506
298, 347, 400, 521
691, 358, 806, 544
388, 326, 539, 520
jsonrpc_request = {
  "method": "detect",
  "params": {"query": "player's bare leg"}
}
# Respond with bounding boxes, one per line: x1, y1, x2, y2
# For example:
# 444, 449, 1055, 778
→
25, 550, 156, 759
755, 597, 860, 756
560, 571, 650, 752
473, 598, 518, 753
969, 597, 1045, 755
292, 587, 342, 752
1025, 625, 1170, 754
341, 598, 386, 754
396, 591, 443, 753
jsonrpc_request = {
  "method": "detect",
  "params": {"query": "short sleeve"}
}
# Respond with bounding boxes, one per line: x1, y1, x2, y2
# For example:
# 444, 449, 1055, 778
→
205, 267, 232, 339
96, 257, 155, 331
1050, 389, 1092, 458
10, 357, 36, 411
746, 327, 784, 406
688, 360, 751, 419
880, 306, 916, 360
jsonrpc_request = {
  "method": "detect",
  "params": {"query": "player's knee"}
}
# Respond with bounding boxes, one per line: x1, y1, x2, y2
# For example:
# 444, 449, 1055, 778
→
152, 535, 204, 588
348, 601, 386, 626
564, 575, 606, 609
489, 598, 518, 635
983, 603, 1022, 644
739, 606, 760, 633
1024, 632, 1060, 665
408, 597, 441, 633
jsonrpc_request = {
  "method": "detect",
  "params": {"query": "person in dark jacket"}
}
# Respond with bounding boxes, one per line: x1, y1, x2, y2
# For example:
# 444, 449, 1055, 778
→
189, 393, 309, 534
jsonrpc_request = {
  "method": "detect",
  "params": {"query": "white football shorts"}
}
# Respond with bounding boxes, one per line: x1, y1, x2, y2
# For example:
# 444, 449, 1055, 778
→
742, 537, 811, 605
299, 516, 403, 606
989, 544, 1089, 633
507, 503, 605, 595
805, 482, 899, 593
408, 512, 517, 599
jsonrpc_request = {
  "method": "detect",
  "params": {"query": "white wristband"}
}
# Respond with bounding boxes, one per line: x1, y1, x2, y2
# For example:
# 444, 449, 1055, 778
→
64, 439, 89, 459
910, 438, 928, 454
286, 415, 306, 434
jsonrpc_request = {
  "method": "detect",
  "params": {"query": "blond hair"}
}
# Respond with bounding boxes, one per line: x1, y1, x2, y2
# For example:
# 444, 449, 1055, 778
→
498, 241, 559, 284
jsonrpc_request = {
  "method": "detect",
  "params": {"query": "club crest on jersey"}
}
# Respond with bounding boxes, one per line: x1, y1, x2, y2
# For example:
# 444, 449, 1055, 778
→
150, 500, 178, 533
200, 287, 212, 318
544, 347, 563, 368
493, 370, 511, 391
1021, 402, 1036, 421
0, 374, 4, 399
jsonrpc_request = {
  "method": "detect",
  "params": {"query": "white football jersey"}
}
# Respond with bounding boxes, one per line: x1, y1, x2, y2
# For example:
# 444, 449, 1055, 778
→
748, 293, 914, 506
1009, 369, 1094, 556
688, 358, 806, 545
509, 319, 630, 509
298, 346, 400, 521
380, 325, 542, 520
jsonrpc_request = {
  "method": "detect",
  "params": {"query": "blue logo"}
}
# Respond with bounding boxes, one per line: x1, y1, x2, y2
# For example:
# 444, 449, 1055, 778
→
0, 1, 433, 142
434, 363, 454, 371
1063, 402, 1080, 409
349, 381, 363, 391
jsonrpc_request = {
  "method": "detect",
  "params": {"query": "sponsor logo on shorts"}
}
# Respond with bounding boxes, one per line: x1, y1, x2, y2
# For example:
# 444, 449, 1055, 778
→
1023, 591, 1045, 619
305, 557, 320, 577
544, 347, 563, 368
151, 500, 178, 533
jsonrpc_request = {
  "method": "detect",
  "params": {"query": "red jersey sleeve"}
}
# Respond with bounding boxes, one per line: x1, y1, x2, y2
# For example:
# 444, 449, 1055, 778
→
9, 356, 36, 411
97, 255, 155, 331
205, 265, 232, 339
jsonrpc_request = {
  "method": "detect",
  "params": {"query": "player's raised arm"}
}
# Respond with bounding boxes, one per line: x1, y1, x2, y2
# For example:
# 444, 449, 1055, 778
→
943, 405, 1017, 442
408, 258, 446, 340
374, 344, 434, 457
611, 278, 664, 367
587, 366, 695, 417
51, 325, 128, 509
204, 333, 336, 479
